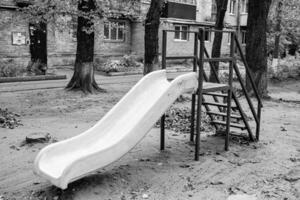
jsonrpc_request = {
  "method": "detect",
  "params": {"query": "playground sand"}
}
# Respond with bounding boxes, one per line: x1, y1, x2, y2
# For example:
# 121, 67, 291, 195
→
0, 79, 299, 200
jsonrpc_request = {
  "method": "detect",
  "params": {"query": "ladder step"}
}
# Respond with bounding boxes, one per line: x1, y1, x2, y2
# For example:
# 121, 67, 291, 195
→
203, 92, 228, 97
203, 82, 229, 93
203, 57, 233, 62
212, 120, 246, 129
202, 101, 236, 108
206, 111, 241, 119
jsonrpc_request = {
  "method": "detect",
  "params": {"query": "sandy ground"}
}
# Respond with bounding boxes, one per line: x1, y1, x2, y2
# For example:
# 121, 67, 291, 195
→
0, 77, 300, 200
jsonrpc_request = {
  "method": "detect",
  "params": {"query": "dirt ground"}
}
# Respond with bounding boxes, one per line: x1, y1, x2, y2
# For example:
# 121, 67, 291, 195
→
0, 77, 299, 200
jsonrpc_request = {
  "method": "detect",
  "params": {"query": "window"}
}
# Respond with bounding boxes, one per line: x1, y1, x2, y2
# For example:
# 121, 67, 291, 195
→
241, 31, 247, 44
241, 0, 248, 13
229, 0, 236, 14
204, 29, 211, 42
174, 25, 189, 41
211, 0, 217, 21
104, 21, 125, 41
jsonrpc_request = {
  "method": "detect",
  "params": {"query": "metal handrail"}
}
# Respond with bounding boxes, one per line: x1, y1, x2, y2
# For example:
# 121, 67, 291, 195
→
234, 34, 263, 107
233, 33, 263, 139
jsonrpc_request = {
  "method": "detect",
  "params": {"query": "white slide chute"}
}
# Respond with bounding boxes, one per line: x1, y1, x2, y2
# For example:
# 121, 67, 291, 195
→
34, 70, 198, 189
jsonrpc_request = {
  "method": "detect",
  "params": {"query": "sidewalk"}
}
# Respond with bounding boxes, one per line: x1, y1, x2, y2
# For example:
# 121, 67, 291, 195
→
0, 69, 186, 93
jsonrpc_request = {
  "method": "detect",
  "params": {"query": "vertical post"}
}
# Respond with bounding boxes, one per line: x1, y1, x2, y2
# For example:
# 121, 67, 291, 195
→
160, 30, 167, 150
225, 32, 234, 151
190, 32, 198, 142
160, 115, 165, 150
195, 29, 204, 161
256, 103, 262, 141
162, 30, 167, 70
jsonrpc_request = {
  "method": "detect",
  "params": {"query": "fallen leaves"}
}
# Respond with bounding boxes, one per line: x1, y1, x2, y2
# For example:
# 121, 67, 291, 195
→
155, 106, 213, 134
0, 108, 22, 129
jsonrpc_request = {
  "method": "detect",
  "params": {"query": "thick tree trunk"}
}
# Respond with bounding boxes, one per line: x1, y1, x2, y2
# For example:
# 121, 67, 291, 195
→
246, 0, 272, 97
209, 0, 228, 82
66, 0, 102, 93
28, 22, 47, 75
144, 0, 164, 75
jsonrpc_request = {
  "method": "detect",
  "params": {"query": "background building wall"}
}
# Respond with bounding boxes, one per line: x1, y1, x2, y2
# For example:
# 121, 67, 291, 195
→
196, 0, 212, 22
0, 9, 30, 67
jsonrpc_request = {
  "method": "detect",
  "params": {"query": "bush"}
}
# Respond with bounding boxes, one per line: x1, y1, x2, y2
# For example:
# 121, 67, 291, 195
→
269, 56, 300, 80
0, 60, 25, 77
96, 54, 143, 73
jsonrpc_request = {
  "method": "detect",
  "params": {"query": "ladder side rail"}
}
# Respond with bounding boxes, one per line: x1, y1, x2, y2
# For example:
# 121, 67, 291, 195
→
234, 34, 263, 140
232, 63, 259, 125
231, 92, 256, 141
234, 34, 263, 107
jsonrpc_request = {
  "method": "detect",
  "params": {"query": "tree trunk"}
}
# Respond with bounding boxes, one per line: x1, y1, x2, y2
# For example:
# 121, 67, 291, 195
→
144, 0, 164, 75
246, 0, 272, 97
66, 0, 102, 93
209, 0, 228, 82
272, 0, 283, 71
28, 22, 47, 75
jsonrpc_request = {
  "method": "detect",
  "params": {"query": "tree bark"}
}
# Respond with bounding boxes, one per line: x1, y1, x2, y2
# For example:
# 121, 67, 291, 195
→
144, 0, 164, 75
66, 0, 102, 93
272, 0, 283, 70
209, 0, 228, 82
246, 0, 272, 97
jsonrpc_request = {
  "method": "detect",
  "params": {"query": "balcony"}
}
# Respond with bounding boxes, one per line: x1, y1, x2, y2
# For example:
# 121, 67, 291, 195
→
162, 1, 196, 20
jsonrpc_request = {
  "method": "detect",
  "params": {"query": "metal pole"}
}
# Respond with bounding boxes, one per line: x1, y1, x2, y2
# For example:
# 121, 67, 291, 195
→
160, 30, 167, 150
190, 32, 198, 142
225, 32, 235, 151
195, 29, 204, 161
256, 103, 262, 141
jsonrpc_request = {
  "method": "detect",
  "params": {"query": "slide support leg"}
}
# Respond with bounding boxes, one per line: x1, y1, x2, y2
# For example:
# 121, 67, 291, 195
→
190, 94, 196, 142
160, 114, 165, 150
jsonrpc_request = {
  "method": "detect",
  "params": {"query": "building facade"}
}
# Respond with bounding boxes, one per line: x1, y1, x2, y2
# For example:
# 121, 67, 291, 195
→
0, 0, 248, 70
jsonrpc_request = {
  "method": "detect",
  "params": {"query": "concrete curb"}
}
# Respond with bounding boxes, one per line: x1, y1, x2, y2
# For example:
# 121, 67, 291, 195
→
0, 75, 67, 83
98, 68, 193, 76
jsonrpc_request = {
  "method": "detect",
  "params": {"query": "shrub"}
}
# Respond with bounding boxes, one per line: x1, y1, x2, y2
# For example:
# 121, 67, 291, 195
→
26, 59, 48, 75
269, 56, 300, 80
0, 60, 25, 77
96, 54, 143, 73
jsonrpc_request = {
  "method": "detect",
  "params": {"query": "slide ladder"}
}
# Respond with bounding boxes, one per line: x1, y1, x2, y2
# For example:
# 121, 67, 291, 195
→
161, 29, 262, 160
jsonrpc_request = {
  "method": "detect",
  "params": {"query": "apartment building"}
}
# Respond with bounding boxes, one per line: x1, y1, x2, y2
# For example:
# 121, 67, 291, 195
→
0, 0, 248, 69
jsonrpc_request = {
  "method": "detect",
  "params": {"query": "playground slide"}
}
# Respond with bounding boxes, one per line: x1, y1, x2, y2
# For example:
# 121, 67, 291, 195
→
34, 70, 198, 189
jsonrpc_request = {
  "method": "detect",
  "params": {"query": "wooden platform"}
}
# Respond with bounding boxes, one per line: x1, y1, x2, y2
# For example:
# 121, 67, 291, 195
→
203, 82, 229, 92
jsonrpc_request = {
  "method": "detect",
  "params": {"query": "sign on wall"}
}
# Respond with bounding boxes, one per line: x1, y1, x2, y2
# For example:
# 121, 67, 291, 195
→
12, 32, 27, 45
